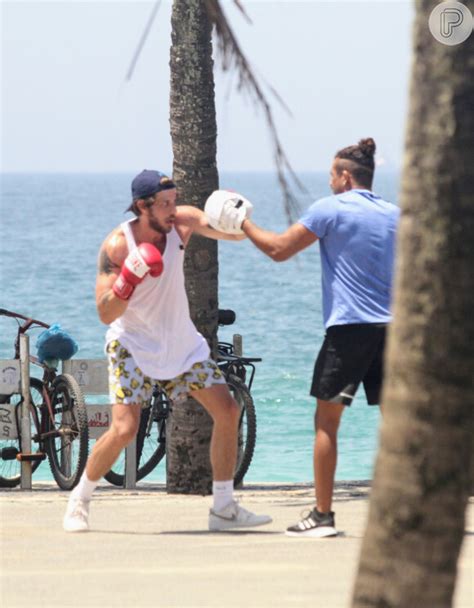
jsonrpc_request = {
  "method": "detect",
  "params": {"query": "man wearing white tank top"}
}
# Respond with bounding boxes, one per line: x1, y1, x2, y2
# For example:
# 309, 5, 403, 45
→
63, 170, 271, 533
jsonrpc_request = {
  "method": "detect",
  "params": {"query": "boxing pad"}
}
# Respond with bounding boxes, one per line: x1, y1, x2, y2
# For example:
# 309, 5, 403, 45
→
204, 190, 253, 234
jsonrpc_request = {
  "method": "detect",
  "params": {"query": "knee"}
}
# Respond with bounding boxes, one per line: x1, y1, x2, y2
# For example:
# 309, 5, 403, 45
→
316, 417, 338, 434
112, 421, 139, 447
315, 408, 342, 437
214, 396, 240, 426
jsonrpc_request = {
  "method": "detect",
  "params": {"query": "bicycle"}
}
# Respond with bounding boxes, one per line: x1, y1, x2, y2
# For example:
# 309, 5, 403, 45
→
0, 309, 89, 489
104, 309, 260, 487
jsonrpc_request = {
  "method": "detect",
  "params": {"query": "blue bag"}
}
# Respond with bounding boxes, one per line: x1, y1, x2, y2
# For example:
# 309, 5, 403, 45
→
35, 324, 79, 366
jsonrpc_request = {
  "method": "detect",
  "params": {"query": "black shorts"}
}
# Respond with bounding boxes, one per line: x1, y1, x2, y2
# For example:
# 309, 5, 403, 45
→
310, 323, 387, 406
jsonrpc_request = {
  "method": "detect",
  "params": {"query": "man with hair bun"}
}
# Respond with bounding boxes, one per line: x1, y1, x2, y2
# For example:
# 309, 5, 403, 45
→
216, 138, 399, 537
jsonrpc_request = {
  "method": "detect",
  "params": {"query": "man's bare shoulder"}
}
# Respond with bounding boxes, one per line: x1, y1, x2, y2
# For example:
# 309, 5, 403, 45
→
174, 206, 204, 245
98, 227, 128, 275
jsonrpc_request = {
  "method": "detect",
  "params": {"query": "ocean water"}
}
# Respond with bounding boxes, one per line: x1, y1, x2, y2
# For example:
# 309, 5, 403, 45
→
0, 171, 399, 483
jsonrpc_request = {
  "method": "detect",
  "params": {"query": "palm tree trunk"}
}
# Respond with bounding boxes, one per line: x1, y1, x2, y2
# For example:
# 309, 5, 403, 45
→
352, 1, 474, 606
167, 0, 219, 494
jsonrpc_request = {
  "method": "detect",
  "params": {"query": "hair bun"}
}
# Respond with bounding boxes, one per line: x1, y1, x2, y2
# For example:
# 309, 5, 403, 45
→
358, 138, 376, 156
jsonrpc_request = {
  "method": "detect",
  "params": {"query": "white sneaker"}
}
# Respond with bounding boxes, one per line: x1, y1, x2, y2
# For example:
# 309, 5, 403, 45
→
63, 497, 90, 533
209, 500, 272, 531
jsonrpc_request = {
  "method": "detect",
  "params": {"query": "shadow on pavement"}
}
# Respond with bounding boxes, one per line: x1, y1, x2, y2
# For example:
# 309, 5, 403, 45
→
90, 529, 281, 537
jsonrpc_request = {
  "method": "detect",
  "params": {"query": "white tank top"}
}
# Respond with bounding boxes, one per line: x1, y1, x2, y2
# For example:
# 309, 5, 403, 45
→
105, 220, 210, 379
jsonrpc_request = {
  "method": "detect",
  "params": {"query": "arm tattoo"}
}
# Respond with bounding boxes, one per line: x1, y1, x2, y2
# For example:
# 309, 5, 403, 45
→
99, 249, 117, 275
98, 291, 114, 307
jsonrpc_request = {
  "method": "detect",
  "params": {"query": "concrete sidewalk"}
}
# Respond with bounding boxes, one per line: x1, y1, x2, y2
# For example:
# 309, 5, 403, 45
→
1, 482, 472, 608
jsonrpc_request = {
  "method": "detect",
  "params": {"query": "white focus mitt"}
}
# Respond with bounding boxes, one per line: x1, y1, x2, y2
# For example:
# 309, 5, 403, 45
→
204, 190, 253, 234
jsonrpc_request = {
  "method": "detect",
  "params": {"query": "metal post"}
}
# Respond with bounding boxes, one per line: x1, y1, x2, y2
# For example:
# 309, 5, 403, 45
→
232, 333, 244, 489
233, 334, 243, 357
124, 438, 137, 489
60, 420, 72, 480
19, 334, 32, 490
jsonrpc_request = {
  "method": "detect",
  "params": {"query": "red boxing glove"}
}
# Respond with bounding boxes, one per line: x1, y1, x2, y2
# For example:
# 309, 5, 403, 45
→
113, 243, 164, 300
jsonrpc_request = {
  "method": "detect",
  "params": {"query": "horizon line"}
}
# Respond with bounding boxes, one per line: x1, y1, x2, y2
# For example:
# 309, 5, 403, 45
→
1, 168, 401, 175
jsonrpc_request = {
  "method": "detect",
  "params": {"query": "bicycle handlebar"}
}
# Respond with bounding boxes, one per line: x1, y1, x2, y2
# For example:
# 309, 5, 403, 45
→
0, 308, 50, 331
218, 352, 262, 364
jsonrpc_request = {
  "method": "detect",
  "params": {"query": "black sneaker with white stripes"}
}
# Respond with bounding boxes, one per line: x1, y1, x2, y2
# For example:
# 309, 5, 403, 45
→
285, 508, 337, 538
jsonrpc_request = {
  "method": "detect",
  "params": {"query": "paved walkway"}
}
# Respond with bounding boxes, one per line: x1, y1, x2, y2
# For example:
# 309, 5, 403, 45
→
1, 482, 472, 607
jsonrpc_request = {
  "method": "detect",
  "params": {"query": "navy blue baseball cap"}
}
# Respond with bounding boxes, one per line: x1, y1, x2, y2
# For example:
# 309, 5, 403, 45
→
131, 170, 175, 201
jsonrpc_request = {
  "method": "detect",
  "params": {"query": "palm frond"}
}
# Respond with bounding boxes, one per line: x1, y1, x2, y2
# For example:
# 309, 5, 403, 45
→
232, 0, 253, 25
204, 0, 305, 223
125, 1, 162, 82
126, 0, 304, 222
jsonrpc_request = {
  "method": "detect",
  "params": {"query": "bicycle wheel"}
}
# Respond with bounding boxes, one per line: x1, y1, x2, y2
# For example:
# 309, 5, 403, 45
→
104, 388, 168, 487
0, 378, 44, 488
45, 373, 89, 490
228, 374, 257, 486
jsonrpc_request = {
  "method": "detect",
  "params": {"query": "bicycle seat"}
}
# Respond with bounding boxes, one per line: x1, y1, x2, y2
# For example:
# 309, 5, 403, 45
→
218, 309, 236, 326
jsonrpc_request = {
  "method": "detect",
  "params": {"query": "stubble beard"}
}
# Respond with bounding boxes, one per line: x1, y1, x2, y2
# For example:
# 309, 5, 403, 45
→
148, 215, 172, 235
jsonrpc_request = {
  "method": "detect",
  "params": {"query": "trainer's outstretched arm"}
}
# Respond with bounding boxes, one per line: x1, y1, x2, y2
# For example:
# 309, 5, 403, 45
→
177, 206, 246, 241
241, 219, 317, 262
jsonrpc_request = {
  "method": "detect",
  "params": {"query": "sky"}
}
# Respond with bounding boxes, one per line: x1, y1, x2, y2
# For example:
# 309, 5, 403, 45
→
1, 1, 414, 173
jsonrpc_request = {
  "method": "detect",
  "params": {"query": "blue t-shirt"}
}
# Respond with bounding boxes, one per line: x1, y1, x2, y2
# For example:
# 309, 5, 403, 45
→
298, 189, 399, 328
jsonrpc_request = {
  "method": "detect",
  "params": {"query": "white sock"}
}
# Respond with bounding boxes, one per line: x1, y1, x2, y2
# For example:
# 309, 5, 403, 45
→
212, 480, 234, 511
70, 471, 98, 501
